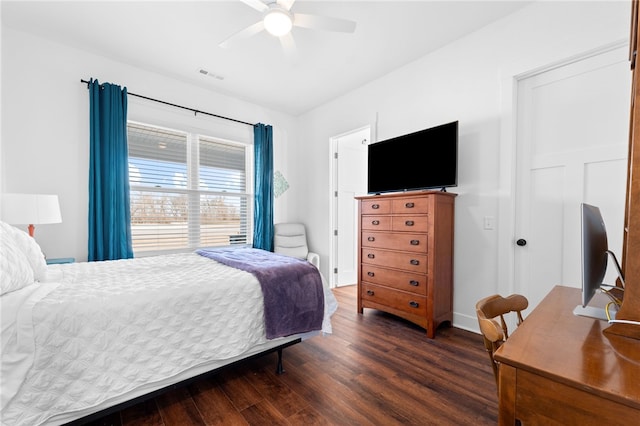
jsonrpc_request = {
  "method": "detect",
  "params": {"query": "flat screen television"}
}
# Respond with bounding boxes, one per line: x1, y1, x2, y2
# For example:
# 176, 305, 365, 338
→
573, 203, 624, 320
367, 121, 458, 194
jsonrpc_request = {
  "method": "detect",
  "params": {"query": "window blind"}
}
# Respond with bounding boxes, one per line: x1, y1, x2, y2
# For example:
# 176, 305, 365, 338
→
128, 122, 252, 254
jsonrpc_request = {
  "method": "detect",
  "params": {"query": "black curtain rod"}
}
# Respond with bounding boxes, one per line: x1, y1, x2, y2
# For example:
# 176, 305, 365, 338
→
80, 79, 256, 127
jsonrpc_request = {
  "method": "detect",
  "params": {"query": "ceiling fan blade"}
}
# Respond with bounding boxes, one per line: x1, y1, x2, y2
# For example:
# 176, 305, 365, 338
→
277, 0, 296, 11
279, 33, 297, 57
240, 0, 269, 13
293, 13, 356, 33
219, 21, 265, 49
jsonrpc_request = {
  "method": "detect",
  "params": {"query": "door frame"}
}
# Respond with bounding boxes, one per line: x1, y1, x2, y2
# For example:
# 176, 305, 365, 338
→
329, 124, 371, 288
497, 40, 628, 300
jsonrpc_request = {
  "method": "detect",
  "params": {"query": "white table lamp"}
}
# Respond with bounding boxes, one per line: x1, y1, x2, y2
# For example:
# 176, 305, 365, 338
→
1, 193, 62, 237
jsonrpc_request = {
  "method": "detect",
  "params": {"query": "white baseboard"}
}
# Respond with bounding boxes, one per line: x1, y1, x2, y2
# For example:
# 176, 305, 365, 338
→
453, 312, 480, 334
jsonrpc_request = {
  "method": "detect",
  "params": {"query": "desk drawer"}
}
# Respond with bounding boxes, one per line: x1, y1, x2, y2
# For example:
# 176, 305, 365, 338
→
361, 231, 428, 254
361, 283, 427, 316
360, 264, 427, 295
361, 248, 427, 273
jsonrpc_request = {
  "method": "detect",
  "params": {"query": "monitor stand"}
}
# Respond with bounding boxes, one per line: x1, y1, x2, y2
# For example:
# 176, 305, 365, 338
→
573, 305, 617, 321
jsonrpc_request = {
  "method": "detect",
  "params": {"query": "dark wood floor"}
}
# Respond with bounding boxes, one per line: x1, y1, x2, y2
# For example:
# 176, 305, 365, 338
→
84, 285, 497, 426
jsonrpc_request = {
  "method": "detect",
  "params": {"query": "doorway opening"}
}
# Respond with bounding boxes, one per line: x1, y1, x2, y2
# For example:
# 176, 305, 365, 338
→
329, 126, 371, 287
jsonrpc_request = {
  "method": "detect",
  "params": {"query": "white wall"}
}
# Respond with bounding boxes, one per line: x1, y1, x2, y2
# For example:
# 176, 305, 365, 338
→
1, 27, 299, 262
294, 1, 630, 331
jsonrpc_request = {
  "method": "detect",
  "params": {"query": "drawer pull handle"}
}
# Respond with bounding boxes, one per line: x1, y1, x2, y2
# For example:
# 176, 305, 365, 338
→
410, 259, 420, 266
409, 280, 419, 286
368, 253, 375, 259
410, 240, 419, 246
409, 301, 419, 308
405, 202, 415, 208
368, 236, 375, 242
367, 290, 375, 296
405, 220, 414, 226
372, 220, 380, 225
372, 204, 380, 209
367, 272, 375, 277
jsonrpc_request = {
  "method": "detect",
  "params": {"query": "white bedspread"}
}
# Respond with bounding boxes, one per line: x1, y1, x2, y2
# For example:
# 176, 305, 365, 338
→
0, 253, 336, 426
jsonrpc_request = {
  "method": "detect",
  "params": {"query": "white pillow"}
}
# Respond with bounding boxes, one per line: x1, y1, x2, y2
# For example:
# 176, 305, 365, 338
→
0, 221, 47, 282
8, 225, 48, 281
0, 222, 35, 295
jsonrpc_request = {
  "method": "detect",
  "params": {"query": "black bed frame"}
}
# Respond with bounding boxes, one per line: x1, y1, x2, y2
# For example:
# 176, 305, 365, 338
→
63, 338, 301, 425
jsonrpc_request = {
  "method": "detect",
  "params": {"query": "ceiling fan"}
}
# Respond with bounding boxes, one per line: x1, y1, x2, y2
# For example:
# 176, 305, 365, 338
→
219, 0, 356, 53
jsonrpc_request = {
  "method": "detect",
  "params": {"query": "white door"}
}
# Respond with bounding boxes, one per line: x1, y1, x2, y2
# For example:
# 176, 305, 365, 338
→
514, 46, 630, 310
333, 127, 369, 286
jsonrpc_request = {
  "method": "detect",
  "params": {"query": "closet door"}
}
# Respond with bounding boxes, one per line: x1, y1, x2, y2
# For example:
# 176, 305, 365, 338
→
514, 47, 630, 311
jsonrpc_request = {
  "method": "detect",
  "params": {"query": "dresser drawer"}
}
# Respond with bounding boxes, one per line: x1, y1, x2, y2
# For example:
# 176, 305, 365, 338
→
361, 283, 427, 317
392, 216, 429, 233
361, 231, 428, 254
361, 199, 392, 214
361, 248, 428, 273
360, 264, 427, 295
392, 197, 430, 214
361, 216, 391, 231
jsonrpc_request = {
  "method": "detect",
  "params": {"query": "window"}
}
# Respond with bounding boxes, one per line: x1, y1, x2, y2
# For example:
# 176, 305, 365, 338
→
127, 121, 252, 255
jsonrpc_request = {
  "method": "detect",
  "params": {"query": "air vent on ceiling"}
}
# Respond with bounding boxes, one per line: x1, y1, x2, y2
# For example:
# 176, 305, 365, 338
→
199, 69, 224, 81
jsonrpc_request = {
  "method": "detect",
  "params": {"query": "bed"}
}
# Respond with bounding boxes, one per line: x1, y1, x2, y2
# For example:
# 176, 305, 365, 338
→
0, 221, 337, 426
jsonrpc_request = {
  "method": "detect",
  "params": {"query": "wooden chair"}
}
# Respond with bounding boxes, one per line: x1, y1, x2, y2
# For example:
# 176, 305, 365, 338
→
475, 294, 529, 387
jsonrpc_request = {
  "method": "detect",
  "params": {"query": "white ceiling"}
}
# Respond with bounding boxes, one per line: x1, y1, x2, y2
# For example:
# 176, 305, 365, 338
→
1, 0, 531, 115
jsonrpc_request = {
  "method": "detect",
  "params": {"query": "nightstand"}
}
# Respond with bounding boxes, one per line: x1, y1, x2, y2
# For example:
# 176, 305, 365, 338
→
46, 257, 75, 265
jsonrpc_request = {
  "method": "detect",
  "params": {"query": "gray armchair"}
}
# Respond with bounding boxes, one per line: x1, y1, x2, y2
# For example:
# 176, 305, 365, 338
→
273, 223, 320, 269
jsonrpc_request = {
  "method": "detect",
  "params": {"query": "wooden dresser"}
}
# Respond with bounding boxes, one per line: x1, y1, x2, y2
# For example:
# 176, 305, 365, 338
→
355, 191, 456, 338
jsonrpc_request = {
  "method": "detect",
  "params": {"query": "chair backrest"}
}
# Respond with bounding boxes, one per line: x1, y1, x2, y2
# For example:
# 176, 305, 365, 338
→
274, 223, 309, 260
475, 294, 529, 387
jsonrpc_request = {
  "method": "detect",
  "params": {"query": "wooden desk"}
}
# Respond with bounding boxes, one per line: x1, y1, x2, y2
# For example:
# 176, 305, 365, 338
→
494, 286, 640, 425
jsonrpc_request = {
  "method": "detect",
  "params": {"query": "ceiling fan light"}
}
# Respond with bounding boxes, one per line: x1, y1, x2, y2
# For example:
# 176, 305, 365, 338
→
264, 9, 293, 37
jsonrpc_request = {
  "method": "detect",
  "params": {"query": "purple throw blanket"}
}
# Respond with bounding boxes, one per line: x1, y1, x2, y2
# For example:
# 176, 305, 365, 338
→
196, 248, 324, 339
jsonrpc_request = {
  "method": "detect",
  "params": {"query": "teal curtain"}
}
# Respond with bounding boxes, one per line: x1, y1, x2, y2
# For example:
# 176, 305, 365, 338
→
253, 123, 274, 251
88, 79, 133, 261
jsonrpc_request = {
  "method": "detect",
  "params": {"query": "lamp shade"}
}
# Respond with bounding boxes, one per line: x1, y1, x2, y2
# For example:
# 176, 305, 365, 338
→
1, 193, 62, 225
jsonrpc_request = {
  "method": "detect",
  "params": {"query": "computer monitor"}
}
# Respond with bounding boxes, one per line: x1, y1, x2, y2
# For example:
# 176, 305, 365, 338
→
573, 203, 624, 320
